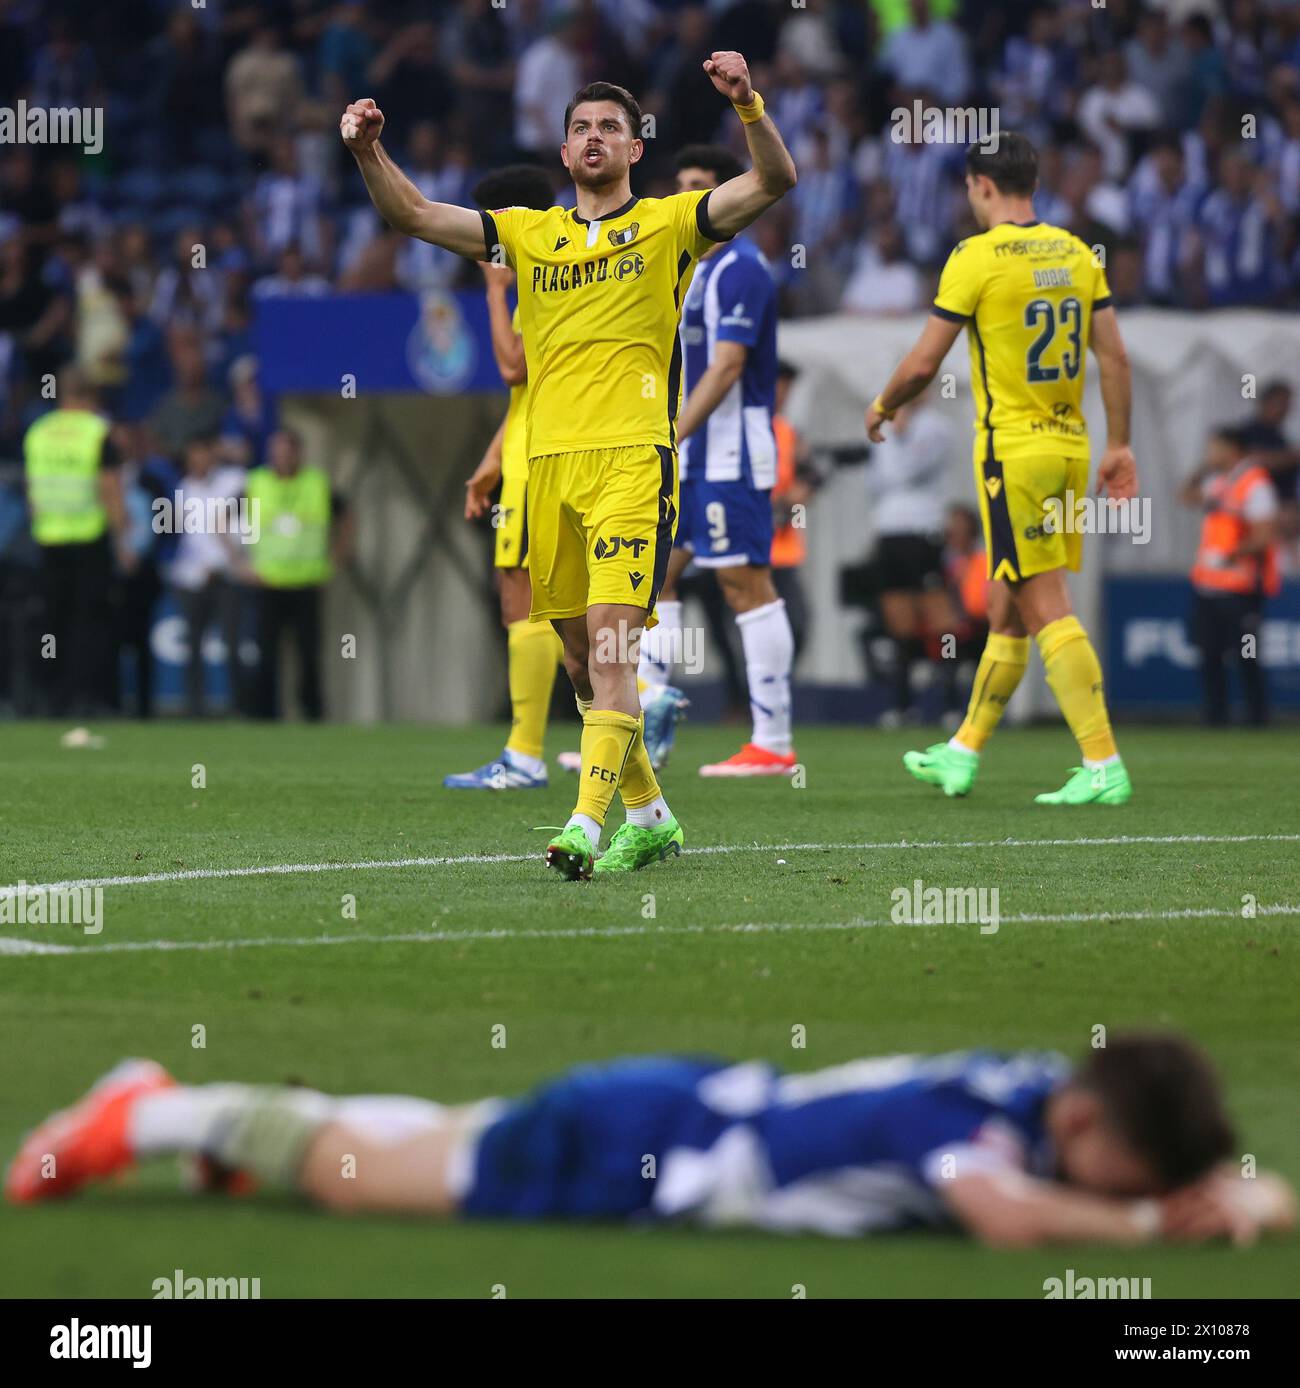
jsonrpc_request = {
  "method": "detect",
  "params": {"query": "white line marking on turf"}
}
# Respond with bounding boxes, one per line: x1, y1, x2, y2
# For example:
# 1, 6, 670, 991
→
3, 833, 1296, 899
2, 902, 1297, 956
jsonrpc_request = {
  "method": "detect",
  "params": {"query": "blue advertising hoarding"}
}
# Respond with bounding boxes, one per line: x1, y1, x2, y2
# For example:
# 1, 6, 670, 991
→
1105, 575, 1300, 710
255, 289, 508, 396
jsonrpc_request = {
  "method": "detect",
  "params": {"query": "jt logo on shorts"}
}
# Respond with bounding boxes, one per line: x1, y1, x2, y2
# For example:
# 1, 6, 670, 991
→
594, 536, 649, 560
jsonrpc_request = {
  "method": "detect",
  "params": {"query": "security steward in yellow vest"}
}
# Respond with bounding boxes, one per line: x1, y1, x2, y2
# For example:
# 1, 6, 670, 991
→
23, 368, 131, 715
244, 427, 351, 719
1181, 423, 1281, 727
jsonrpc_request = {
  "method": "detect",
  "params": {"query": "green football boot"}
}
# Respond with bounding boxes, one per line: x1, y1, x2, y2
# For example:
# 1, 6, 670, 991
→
544, 824, 597, 880
1034, 761, 1132, 806
902, 742, 979, 798
591, 817, 685, 875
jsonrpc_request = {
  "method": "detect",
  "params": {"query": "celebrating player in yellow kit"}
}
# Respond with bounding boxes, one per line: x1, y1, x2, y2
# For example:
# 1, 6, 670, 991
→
446, 166, 565, 792
341, 55, 796, 875
866, 133, 1137, 806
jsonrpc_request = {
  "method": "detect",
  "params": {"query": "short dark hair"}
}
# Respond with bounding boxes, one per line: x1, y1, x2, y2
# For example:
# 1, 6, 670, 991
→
1260, 379, 1292, 401
473, 164, 554, 213
1075, 1033, 1235, 1189
563, 82, 642, 138
965, 131, 1038, 195
776, 359, 799, 382
674, 143, 745, 186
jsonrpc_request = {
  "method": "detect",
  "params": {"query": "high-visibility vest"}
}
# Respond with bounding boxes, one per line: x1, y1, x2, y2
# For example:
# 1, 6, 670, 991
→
24, 408, 111, 545
770, 415, 805, 569
245, 464, 333, 588
1191, 463, 1280, 598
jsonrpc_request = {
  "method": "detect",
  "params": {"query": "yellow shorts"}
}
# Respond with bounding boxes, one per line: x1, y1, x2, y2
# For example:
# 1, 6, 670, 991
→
975, 448, 1089, 582
493, 463, 528, 569
525, 444, 678, 622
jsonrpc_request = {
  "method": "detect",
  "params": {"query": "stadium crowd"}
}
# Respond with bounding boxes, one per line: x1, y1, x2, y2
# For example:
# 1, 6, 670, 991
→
2, 0, 1299, 717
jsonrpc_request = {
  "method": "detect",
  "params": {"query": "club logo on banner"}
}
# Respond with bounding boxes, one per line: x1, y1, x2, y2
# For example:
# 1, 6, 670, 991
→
406, 291, 477, 394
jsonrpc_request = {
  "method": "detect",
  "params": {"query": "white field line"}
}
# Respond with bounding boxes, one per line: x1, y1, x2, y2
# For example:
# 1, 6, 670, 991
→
2, 902, 1298, 957
2, 832, 1297, 899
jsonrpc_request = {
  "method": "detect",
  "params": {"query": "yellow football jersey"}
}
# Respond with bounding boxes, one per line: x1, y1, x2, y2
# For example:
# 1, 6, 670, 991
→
933, 220, 1112, 462
500, 305, 528, 481
480, 190, 728, 460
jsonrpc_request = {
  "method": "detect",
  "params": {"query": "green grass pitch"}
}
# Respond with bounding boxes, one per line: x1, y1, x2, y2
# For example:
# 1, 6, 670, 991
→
1, 720, 1296, 1298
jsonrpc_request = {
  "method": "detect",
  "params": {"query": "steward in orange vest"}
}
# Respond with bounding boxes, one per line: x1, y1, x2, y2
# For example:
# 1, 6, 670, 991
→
1181, 424, 1279, 726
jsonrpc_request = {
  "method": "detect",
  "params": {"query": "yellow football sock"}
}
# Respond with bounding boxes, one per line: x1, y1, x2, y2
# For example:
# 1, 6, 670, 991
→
1036, 615, 1118, 762
504, 619, 562, 761
574, 709, 640, 826
955, 633, 1030, 752
617, 714, 661, 810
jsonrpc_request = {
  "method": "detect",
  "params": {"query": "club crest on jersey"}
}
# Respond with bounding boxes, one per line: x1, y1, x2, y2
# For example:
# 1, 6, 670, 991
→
608, 222, 639, 247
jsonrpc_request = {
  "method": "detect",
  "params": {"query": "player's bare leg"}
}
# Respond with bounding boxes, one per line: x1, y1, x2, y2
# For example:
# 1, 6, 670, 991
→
699, 564, 797, 777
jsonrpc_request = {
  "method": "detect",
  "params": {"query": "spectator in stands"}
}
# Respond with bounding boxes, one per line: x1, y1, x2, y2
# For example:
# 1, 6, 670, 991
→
219, 355, 277, 472
1124, 7, 1193, 130
1182, 13, 1230, 128
151, 225, 225, 335
29, 16, 100, 113
247, 137, 328, 271
1181, 424, 1281, 727
880, 0, 971, 107
843, 219, 924, 315
368, 21, 454, 140
164, 431, 249, 718
1191, 150, 1290, 306
514, 11, 584, 157
1128, 136, 1201, 306
253, 243, 331, 300
444, 0, 517, 166
107, 280, 171, 424
317, 2, 376, 113
147, 330, 225, 457
226, 24, 305, 158
147, 9, 227, 169
1078, 50, 1162, 183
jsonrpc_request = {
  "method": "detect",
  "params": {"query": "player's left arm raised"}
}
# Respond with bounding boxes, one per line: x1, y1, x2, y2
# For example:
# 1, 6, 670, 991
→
700, 52, 797, 238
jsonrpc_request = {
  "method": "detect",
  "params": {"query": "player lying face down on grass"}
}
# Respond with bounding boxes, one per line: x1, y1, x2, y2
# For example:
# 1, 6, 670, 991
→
8, 1032, 1293, 1247
340, 57, 797, 880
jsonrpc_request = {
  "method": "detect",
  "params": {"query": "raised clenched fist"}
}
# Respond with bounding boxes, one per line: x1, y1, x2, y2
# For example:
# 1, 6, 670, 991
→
702, 51, 753, 105
340, 98, 384, 150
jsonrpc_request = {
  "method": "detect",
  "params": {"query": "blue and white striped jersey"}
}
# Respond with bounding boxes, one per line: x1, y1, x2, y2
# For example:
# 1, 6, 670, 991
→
465, 1050, 1070, 1235
678, 237, 778, 487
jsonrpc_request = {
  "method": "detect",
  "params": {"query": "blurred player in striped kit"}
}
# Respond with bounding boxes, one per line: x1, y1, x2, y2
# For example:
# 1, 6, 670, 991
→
637, 145, 798, 778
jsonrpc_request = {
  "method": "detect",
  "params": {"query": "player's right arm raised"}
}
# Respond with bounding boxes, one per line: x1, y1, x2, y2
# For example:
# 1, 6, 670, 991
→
341, 99, 489, 260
